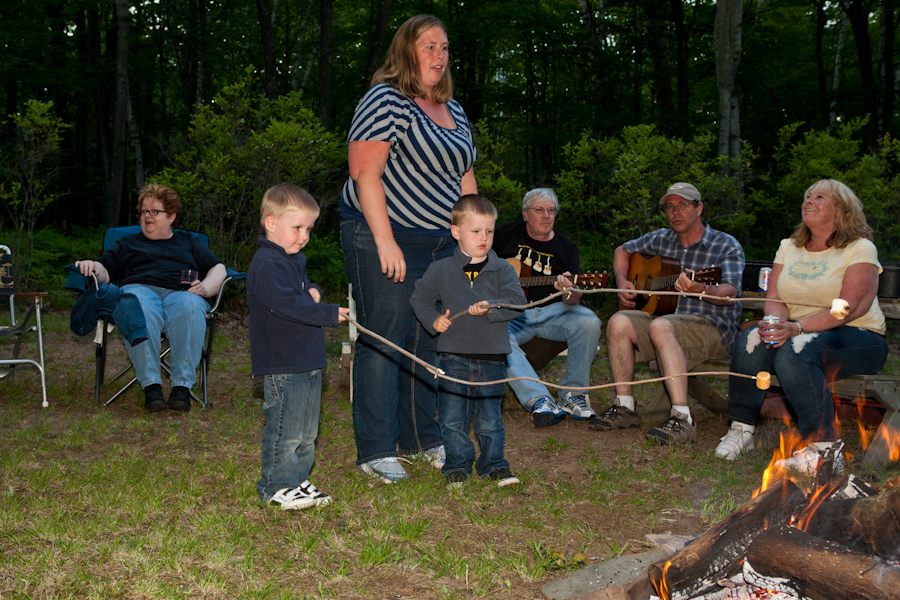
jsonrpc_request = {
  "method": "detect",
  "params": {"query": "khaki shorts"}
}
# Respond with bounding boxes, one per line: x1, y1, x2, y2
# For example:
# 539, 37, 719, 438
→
618, 311, 729, 369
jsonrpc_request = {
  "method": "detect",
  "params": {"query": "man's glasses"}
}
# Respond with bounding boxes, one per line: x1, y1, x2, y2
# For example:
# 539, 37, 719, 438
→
139, 209, 167, 217
528, 207, 558, 217
663, 201, 697, 214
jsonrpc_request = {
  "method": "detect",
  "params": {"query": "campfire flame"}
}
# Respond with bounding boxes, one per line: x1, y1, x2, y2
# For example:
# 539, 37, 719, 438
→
791, 477, 844, 531
653, 560, 672, 600
752, 431, 805, 498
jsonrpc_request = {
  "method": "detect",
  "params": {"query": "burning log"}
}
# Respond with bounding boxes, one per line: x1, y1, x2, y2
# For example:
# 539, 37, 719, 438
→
801, 488, 900, 560
745, 524, 900, 600
648, 479, 806, 600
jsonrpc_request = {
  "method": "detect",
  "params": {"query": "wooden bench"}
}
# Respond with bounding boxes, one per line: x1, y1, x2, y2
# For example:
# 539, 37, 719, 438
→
666, 299, 900, 467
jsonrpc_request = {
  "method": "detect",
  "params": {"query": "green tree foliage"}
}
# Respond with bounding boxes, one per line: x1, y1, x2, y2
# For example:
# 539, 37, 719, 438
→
555, 124, 744, 270
154, 74, 346, 269
0, 99, 68, 290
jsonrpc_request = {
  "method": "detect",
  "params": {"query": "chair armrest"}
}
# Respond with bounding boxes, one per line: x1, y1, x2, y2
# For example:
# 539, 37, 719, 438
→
208, 269, 246, 313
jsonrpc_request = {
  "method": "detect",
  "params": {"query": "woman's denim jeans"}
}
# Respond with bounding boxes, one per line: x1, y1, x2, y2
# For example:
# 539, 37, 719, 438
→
438, 354, 509, 478
729, 325, 887, 440
257, 370, 322, 501
120, 284, 209, 389
341, 220, 454, 464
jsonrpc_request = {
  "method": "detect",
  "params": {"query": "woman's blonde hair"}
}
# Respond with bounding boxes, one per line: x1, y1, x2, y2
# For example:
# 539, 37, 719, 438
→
789, 178, 873, 249
371, 15, 453, 104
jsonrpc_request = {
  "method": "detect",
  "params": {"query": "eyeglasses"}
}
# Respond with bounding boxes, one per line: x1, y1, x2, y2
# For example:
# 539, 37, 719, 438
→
663, 201, 697, 214
139, 209, 167, 217
528, 207, 558, 217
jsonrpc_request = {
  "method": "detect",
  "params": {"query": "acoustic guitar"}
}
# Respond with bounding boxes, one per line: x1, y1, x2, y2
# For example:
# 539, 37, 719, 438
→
621, 253, 721, 316
506, 258, 608, 298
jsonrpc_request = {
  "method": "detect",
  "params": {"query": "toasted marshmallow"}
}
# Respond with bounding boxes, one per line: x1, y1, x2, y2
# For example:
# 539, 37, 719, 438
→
830, 298, 850, 320
756, 371, 771, 390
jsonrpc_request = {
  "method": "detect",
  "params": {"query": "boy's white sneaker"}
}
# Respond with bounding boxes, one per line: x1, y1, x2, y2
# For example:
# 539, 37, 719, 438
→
269, 487, 316, 511
358, 456, 410, 483
295, 480, 332, 507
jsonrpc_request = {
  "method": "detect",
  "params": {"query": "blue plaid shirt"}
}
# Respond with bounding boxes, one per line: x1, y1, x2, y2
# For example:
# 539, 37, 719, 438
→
623, 225, 745, 353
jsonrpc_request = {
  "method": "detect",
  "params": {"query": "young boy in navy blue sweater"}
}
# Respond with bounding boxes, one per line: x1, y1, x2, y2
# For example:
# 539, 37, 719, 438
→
410, 195, 526, 487
247, 183, 349, 510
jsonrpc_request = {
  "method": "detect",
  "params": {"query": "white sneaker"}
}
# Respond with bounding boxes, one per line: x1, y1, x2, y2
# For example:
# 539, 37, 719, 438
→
423, 445, 446, 469
295, 480, 332, 507
715, 423, 755, 460
559, 393, 596, 420
774, 441, 846, 475
269, 487, 317, 511
358, 456, 410, 484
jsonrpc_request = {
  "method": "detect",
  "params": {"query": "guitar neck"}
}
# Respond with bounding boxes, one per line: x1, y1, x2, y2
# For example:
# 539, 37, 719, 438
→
518, 275, 558, 287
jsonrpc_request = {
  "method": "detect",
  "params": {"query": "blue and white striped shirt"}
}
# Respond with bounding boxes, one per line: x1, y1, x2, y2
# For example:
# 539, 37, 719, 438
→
339, 84, 477, 235
623, 225, 745, 352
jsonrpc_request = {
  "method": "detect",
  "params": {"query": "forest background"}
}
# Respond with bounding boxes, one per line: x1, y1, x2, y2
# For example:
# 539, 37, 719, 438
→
3, 0, 900, 299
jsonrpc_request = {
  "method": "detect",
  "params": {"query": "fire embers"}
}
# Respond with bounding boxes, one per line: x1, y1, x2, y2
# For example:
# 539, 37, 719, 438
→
650, 471, 900, 600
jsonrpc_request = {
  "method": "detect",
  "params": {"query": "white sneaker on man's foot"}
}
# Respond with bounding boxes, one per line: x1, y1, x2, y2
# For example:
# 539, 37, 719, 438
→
559, 393, 596, 420
715, 423, 755, 460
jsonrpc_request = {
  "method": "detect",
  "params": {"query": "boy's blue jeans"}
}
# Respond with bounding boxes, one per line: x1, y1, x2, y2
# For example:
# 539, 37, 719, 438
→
438, 354, 510, 478
121, 284, 209, 389
257, 370, 322, 502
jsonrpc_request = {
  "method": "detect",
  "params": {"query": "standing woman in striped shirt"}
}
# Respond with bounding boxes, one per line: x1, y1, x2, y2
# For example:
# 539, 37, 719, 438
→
340, 15, 478, 484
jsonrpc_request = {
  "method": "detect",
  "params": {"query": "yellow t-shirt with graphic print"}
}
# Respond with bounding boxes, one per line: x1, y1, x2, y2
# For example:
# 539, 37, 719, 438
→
774, 237, 885, 334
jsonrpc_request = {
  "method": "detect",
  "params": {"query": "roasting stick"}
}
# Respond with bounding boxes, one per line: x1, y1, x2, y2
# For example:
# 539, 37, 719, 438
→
343, 314, 772, 391
447, 287, 843, 321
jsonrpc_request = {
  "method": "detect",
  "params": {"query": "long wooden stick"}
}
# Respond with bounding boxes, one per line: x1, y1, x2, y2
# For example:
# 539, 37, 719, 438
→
344, 315, 763, 390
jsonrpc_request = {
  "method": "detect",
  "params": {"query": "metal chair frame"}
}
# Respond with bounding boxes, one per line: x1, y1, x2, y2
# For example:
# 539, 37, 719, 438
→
0, 245, 49, 408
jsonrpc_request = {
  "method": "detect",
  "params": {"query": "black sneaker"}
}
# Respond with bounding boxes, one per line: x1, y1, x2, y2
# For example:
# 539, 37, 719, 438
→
168, 386, 192, 412
487, 467, 520, 487
144, 384, 167, 412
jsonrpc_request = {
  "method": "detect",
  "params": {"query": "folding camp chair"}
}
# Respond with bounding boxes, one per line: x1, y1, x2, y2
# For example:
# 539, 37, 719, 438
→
65, 226, 245, 407
0, 245, 49, 408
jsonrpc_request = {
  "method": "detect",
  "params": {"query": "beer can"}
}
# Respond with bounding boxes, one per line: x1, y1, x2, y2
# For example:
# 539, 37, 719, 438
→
758, 267, 772, 292
761, 314, 781, 345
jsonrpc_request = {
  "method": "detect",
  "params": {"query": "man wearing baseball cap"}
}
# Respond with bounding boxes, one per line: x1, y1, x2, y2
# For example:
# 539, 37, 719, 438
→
590, 182, 745, 444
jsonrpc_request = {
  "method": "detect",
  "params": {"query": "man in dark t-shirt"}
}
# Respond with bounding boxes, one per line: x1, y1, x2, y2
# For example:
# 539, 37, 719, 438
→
493, 188, 602, 428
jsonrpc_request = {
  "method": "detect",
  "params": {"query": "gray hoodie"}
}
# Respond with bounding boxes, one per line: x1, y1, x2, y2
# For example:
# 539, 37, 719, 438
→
410, 247, 526, 355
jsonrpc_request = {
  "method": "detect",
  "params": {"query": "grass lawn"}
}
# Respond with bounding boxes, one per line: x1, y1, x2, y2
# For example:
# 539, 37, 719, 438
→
2, 306, 900, 599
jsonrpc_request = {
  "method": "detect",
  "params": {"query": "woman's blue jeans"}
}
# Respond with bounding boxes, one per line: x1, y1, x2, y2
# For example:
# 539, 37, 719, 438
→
341, 220, 453, 464
121, 284, 209, 389
438, 354, 510, 478
257, 371, 322, 501
728, 325, 887, 440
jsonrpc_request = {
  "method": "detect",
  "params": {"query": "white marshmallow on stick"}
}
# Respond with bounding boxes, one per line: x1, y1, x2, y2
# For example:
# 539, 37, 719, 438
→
830, 298, 850, 320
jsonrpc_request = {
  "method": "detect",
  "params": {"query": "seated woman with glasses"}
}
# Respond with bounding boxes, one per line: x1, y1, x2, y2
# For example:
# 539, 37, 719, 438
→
75, 184, 226, 412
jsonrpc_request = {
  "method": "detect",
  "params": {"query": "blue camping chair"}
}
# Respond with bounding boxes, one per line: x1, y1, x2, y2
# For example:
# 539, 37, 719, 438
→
65, 226, 245, 407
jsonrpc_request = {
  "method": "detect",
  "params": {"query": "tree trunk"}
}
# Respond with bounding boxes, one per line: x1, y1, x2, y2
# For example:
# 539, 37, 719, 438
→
647, 1, 673, 125
880, 0, 895, 138
714, 0, 743, 185
814, 1, 830, 128
318, 0, 334, 129
840, 0, 880, 148
256, 0, 279, 98
670, 0, 689, 134
831, 16, 848, 125
107, 0, 130, 228
290, 0, 315, 92
363, 0, 393, 89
